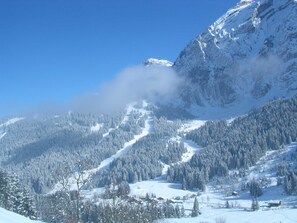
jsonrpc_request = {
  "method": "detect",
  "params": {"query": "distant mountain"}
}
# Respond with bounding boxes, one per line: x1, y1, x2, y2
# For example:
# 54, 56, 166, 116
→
174, 0, 297, 115
143, 58, 173, 67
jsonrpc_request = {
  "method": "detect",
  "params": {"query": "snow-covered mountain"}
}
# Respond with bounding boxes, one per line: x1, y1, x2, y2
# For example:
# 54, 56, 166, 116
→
1, 1, 297, 223
144, 58, 173, 67
174, 0, 297, 114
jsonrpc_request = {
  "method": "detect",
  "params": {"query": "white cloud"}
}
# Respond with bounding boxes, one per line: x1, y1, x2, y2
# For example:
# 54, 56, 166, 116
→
69, 64, 182, 114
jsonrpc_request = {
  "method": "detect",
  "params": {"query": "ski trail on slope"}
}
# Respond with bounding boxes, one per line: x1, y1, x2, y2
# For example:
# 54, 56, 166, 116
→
180, 138, 202, 162
0, 117, 24, 140
0, 117, 24, 128
87, 113, 152, 175
101, 103, 136, 138
159, 119, 206, 176
101, 101, 152, 139
90, 123, 103, 132
160, 137, 202, 176
51, 103, 152, 193
0, 132, 7, 140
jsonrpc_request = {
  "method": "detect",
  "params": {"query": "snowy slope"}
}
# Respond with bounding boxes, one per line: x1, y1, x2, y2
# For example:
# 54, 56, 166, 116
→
85, 108, 152, 176
0, 132, 6, 140
0, 117, 24, 128
90, 123, 103, 132
160, 208, 297, 223
126, 129, 297, 223
89, 101, 153, 173
0, 208, 42, 223
101, 102, 138, 138
51, 101, 153, 192
0, 117, 24, 141
129, 168, 297, 223
174, 0, 297, 118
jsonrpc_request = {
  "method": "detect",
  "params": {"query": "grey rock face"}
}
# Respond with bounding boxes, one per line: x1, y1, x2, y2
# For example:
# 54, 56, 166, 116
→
174, 0, 297, 111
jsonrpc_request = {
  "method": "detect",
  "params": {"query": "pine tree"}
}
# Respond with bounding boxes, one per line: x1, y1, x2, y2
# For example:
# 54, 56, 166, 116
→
191, 197, 200, 217
180, 205, 185, 217
0, 169, 36, 219
251, 198, 259, 211
277, 176, 282, 186
175, 204, 181, 218
250, 179, 263, 197
182, 178, 187, 190
22, 188, 37, 219
0, 170, 10, 209
284, 175, 291, 194
225, 200, 230, 209
292, 173, 297, 194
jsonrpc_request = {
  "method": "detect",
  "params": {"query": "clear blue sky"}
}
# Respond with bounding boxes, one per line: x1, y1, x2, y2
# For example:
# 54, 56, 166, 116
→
0, 0, 239, 117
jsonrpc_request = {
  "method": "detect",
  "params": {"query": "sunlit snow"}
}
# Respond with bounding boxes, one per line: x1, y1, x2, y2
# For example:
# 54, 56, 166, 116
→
0, 207, 42, 223
0, 117, 24, 128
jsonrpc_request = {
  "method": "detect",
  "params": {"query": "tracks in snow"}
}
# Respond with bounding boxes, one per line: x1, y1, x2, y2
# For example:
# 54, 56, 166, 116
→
51, 101, 153, 193
87, 112, 152, 176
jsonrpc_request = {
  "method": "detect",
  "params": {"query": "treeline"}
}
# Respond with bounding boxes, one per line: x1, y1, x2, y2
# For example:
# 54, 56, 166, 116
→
92, 117, 185, 186
35, 179, 202, 223
284, 171, 297, 195
0, 169, 36, 219
168, 95, 297, 190
1, 107, 187, 194
152, 104, 195, 120
38, 190, 187, 223
81, 200, 186, 223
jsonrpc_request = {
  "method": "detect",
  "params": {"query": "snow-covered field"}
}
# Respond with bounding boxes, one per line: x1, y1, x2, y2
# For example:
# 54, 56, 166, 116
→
127, 173, 297, 223
0, 208, 42, 223
178, 120, 206, 133
128, 142, 297, 223
159, 208, 297, 223
130, 179, 192, 199
129, 143, 297, 223
129, 179, 297, 223
90, 123, 103, 132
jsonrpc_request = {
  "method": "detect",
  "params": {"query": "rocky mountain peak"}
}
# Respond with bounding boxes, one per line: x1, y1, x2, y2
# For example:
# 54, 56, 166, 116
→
173, 0, 297, 114
143, 58, 173, 67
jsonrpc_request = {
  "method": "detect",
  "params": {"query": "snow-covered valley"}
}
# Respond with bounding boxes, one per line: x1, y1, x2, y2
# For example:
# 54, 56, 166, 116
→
79, 114, 297, 223
1, 94, 297, 223
0, 0, 297, 222
129, 142, 297, 223
80, 140, 297, 223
